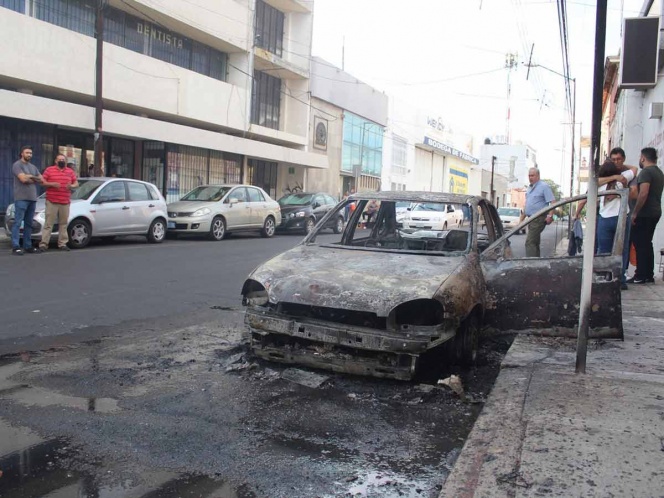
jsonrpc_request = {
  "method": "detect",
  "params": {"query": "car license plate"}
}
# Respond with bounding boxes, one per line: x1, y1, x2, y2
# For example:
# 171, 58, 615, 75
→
167, 221, 176, 229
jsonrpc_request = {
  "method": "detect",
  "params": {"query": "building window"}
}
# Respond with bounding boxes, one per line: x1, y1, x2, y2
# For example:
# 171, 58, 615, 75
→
248, 159, 278, 199
29, 0, 227, 81
251, 71, 281, 130
108, 138, 134, 178
255, 0, 284, 57
391, 135, 408, 176
0, 0, 25, 13
209, 151, 242, 185
342, 112, 384, 177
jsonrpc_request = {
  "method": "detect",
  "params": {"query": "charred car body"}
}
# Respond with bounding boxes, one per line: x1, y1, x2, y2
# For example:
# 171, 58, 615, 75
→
242, 191, 626, 380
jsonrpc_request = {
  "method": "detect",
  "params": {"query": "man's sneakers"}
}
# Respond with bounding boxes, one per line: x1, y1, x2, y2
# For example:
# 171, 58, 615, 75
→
25, 247, 42, 254
58, 246, 71, 252
626, 276, 656, 284
11, 248, 24, 256
12, 247, 42, 255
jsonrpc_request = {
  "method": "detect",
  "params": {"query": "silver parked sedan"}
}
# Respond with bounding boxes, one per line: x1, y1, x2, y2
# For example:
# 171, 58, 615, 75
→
3, 178, 168, 249
166, 185, 281, 240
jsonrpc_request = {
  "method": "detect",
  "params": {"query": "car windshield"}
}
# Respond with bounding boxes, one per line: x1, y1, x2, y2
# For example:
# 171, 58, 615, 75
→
412, 203, 445, 212
307, 199, 472, 256
279, 194, 314, 206
71, 179, 104, 200
498, 208, 521, 217
181, 186, 231, 202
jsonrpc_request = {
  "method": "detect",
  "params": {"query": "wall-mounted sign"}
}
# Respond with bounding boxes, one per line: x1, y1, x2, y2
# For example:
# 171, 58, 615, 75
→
137, 22, 185, 49
423, 136, 479, 165
314, 116, 328, 150
449, 167, 469, 194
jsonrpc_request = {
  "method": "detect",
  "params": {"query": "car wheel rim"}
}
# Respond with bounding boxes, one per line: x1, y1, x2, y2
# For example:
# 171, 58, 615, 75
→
71, 224, 88, 245
306, 219, 314, 233
153, 222, 165, 241
336, 219, 343, 232
266, 219, 275, 236
213, 220, 224, 239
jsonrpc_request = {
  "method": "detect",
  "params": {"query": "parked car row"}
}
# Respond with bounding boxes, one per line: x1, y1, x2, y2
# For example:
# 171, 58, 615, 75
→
4, 179, 345, 249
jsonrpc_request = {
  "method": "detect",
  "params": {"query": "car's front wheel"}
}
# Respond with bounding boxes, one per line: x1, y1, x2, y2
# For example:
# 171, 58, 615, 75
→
147, 218, 166, 244
333, 216, 344, 234
68, 218, 92, 249
261, 216, 276, 238
208, 216, 226, 241
450, 312, 480, 364
304, 217, 315, 235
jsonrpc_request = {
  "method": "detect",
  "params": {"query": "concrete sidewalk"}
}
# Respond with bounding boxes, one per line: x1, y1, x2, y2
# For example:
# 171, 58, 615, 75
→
441, 281, 664, 497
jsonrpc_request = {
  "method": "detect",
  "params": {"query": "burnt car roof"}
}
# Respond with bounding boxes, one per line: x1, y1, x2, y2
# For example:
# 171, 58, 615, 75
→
347, 191, 478, 204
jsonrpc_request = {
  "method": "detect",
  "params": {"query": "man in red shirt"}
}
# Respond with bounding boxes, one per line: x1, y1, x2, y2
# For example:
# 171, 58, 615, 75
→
39, 154, 79, 251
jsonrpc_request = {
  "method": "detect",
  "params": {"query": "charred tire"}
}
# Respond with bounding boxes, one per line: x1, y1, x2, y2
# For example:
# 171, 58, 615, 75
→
147, 218, 166, 244
67, 218, 91, 249
208, 216, 226, 241
451, 313, 480, 365
304, 217, 316, 235
333, 216, 344, 234
261, 216, 276, 238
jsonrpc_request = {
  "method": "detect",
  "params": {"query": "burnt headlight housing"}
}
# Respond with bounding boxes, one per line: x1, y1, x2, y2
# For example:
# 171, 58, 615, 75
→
388, 299, 445, 331
241, 279, 269, 307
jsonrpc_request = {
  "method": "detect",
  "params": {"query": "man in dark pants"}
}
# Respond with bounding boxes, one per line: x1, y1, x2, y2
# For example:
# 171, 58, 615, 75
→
628, 147, 663, 284
11, 146, 44, 255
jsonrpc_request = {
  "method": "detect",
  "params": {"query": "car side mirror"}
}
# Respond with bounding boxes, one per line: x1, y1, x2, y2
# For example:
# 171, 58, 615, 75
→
406, 207, 411, 211
229, 198, 238, 206
447, 206, 454, 213
313, 202, 320, 209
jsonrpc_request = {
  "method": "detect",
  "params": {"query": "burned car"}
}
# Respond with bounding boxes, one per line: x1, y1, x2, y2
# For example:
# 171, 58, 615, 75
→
242, 191, 625, 380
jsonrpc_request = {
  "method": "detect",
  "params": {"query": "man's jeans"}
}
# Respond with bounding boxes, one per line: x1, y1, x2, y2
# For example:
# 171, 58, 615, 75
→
11, 200, 37, 250
596, 215, 618, 255
622, 210, 633, 283
632, 216, 661, 280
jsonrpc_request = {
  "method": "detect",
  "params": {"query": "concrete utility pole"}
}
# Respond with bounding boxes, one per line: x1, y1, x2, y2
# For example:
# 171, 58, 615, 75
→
576, 0, 608, 374
505, 53, 518, 144
94, 0, 105, 177
490, 155, 496, 204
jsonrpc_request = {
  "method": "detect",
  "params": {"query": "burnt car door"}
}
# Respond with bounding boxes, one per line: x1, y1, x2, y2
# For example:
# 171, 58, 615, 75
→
479, 193, 625, 339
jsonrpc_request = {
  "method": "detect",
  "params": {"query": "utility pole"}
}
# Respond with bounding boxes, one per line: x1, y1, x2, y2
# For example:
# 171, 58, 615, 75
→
490, 155, 496, 204
505, 53, 518, 144
567, 78, 577, 236
576, 0, 607, 374
94, 0, 105, 177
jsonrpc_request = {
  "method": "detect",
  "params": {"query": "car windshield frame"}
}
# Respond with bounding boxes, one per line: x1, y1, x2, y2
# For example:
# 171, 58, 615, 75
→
71, 179, 104, 200
305, 198, 474, 257
180, 186, 232, 202
278, 193, 314, 206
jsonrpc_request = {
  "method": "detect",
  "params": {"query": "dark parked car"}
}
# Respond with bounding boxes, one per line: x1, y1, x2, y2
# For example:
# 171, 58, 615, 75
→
242, 191, 625, 380
277, 192, 344, 234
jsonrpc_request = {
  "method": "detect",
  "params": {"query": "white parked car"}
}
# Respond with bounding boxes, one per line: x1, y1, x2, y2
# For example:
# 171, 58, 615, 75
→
401, 202, 464, 230
166, 185, 280, 241
4, 178, 168, 249
497, 207, 525, 234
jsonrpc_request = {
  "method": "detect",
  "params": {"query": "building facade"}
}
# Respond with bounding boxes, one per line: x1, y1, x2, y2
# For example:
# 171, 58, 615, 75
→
0, 0, 327, 214
307, 57, 388, 197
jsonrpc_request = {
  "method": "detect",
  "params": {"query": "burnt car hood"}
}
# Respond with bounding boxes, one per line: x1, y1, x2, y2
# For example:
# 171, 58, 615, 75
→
248, 244, 463, 317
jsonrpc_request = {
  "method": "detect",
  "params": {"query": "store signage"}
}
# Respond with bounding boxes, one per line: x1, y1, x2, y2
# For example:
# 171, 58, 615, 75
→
449, 167, 469, 194
423, 136, 479, 165
137, 22, 185, 49
427, 116, 445, 132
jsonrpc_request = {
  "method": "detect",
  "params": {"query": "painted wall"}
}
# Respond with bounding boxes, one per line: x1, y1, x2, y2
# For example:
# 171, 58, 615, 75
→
306, 98, 344, 198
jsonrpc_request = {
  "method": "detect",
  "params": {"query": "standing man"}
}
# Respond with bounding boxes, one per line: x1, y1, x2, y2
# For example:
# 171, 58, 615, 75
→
39, 153, 79, 252
628, 147, 663, 284
521, 167, 555, 257
11, 146, 47, 255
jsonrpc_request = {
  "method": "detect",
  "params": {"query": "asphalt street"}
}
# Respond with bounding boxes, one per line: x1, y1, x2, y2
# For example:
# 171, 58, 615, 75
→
0, 225, 564, 497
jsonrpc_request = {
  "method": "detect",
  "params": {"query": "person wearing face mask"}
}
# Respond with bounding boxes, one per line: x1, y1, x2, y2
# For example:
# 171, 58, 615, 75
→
39, 153, 79, 252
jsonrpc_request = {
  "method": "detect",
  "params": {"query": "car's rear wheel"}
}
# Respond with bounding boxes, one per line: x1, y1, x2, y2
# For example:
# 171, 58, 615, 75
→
304, 217, 315, 235
450, 313, 480, 365
208, 216, 226, 241
147, 218, 166, 244
261, 216, 276, 238
67, 218, 91, 249
333, 216, 344, 234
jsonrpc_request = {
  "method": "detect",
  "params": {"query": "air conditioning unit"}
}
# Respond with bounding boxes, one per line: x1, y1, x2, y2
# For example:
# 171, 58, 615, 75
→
650, 102, 663, 119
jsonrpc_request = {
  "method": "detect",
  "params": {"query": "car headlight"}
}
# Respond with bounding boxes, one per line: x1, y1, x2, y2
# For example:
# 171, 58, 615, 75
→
6, 205, 15, 217
295, 211, 305, 217
36, 211, 45, 222
192, 208, 211, 217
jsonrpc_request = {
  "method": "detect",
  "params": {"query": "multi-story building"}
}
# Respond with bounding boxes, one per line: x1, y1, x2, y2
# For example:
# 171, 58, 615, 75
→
307, 57, 388, 197
0, 0, 326, 215
478, 140, 536, 207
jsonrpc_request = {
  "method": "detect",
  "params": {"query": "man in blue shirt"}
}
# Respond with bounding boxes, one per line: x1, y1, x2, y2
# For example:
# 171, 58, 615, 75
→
521, 167, 555, 257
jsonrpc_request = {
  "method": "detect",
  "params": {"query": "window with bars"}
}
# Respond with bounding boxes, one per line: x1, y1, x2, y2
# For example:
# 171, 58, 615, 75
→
391, 135, 408, 176
28, 0, 227, 81
0, 0, 25, 13
251, 71, 282, 130
255, 0, 284, 57
248, 159, 278, 199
